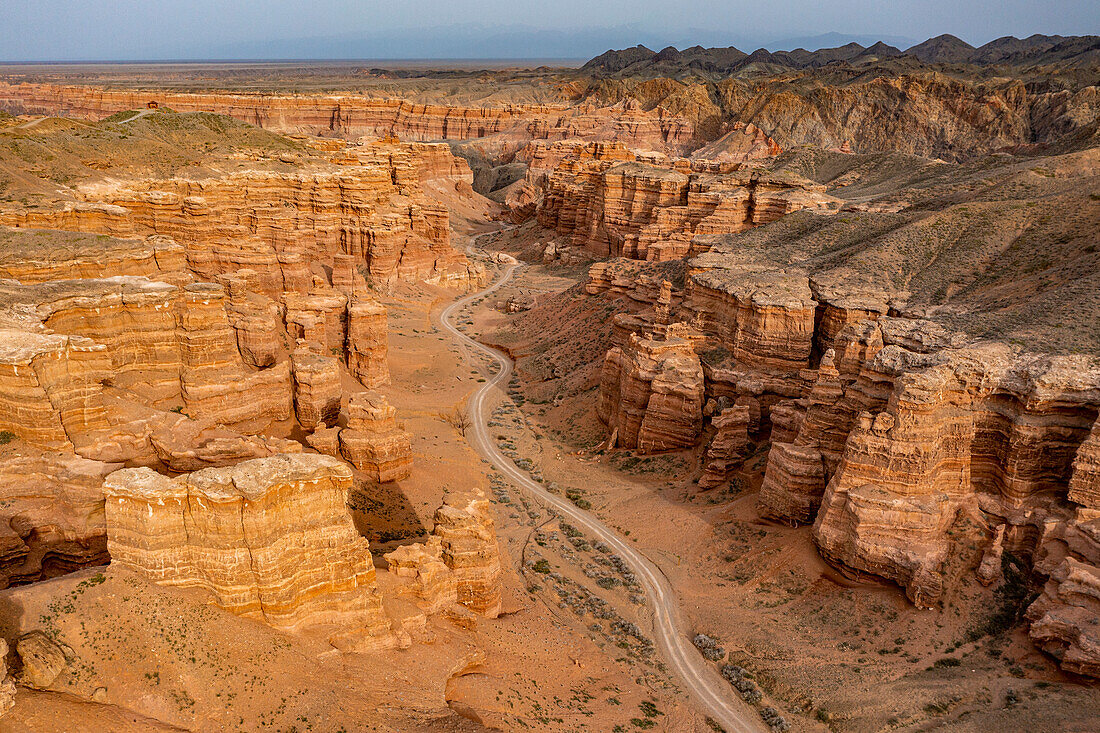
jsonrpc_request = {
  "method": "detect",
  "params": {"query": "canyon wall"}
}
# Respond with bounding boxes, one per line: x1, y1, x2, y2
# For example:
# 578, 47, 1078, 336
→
103, 454, 393, 638
0, 83, 697, 157
104, 454, 503, 646
387, 493, 503, 618
583, 237, 1100, 678
0, 142, 485, 292
598, 330, 704, 452
514, 141, 837, 260
0, 134, 488, 589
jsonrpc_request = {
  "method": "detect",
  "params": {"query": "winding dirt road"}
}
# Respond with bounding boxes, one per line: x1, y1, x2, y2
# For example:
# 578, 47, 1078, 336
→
440, 252, 764, 733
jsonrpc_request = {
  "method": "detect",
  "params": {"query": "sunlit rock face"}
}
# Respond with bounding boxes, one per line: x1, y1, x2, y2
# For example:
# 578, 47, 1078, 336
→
339, 392, 413, 483
431, 494, 504, 618
384, 490, 504, 619
0, 142, 485, 292
103, 454, 392, 641
513, 141, 834, 260
598, 330, 704, 453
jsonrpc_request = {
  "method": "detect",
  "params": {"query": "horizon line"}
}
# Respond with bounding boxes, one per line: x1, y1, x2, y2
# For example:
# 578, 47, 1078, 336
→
0, 57, 590, 66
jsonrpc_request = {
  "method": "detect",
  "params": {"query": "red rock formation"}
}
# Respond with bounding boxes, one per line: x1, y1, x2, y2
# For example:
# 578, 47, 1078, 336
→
802, 334, 1100, 614
0, 277, 294, 462
689, 122, 782, 163
0, 452, 116, 588
685, 265, 819, 372
383, 536, 458, 614
698, 405, 752, 489
1068, 420, 1100, 509
339, 392, 413, 482
290, 350, 342, 430
1026, 557, 1100, 678
432, 493, 503, 618
0, 639, 13, 717
0, 229, 190, 286
597, 330, 704, 452
0, 143, 484, 292
347, 298, 389, 389
0, 82, 697, 157
518, 142, 835, 260
103, 454, 393, 644
218, 269, 281, 368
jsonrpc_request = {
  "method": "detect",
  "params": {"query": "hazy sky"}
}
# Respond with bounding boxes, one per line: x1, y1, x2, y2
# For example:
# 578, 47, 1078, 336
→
1, 0, 1097, 61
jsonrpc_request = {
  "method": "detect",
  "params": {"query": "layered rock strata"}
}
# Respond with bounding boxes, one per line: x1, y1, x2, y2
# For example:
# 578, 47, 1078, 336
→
383, 536, 458, 614
347, 299, 390, 388
0, 639, 14, 717
339, 392, 413, 483
515, 141, 835, 260
583, 245, 1100, 677
807, 340, 1100, 609
290, 350, 342, 430
0, 143, 484, 292
0, 277, 294, 457
103, 454, 392, 640
0, 229, 190, 286
698, 405, 753, 489
0, 452, 115, 588
1026, 557, 1100, 679
431, 494, 503, 618
0, 83, 697, 157
597, 330, 704, 452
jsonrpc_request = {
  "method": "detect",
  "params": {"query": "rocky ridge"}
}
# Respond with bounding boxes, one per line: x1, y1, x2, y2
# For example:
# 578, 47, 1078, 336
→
102, 454, 503, 649
509, 140, 838, 260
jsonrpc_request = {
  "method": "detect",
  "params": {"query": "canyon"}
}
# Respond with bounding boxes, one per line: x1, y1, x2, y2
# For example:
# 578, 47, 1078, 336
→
0, 37, 1097, 732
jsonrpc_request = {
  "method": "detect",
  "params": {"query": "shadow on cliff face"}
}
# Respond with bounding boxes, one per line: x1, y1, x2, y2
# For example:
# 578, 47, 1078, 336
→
347, 478, 429, 552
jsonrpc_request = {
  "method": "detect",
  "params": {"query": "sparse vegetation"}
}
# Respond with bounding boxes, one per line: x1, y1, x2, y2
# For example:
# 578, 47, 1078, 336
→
438, 405, 473, 436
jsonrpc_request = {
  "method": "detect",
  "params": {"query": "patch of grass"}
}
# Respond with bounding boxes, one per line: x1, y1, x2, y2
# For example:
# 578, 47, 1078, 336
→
965, 553, 1037, 641
566, 488, 592, 510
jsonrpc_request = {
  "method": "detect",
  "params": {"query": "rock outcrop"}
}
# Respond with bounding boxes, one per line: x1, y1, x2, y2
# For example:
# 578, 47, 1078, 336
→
1, 142, 484, 292
698, 405, 752, 489
1026, 557, 1100, 679
0, 452, 115, 589
0, 228, 191, 286
0, 639, 14, 718
1068, 420, 1100, 509
0, 276, 293, 455
0, 83, 698, 158
383, 536, 459, 614
383, 491, 503, 618
347, 298, 390, 388
290, 350, 342, 430
685, 265, 820, 373
103, 454, 392, 642
807, 341, 1100, 610
16, 631, 68, 689
339, 392, 413, 482
515, 141, 835, 260
431, 494, 503, 618
688, 122, 782, 163
597, 330, 704, 452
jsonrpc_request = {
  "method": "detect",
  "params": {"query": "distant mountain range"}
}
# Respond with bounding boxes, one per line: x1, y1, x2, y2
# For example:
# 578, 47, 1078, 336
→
582, 34, 1100, 75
